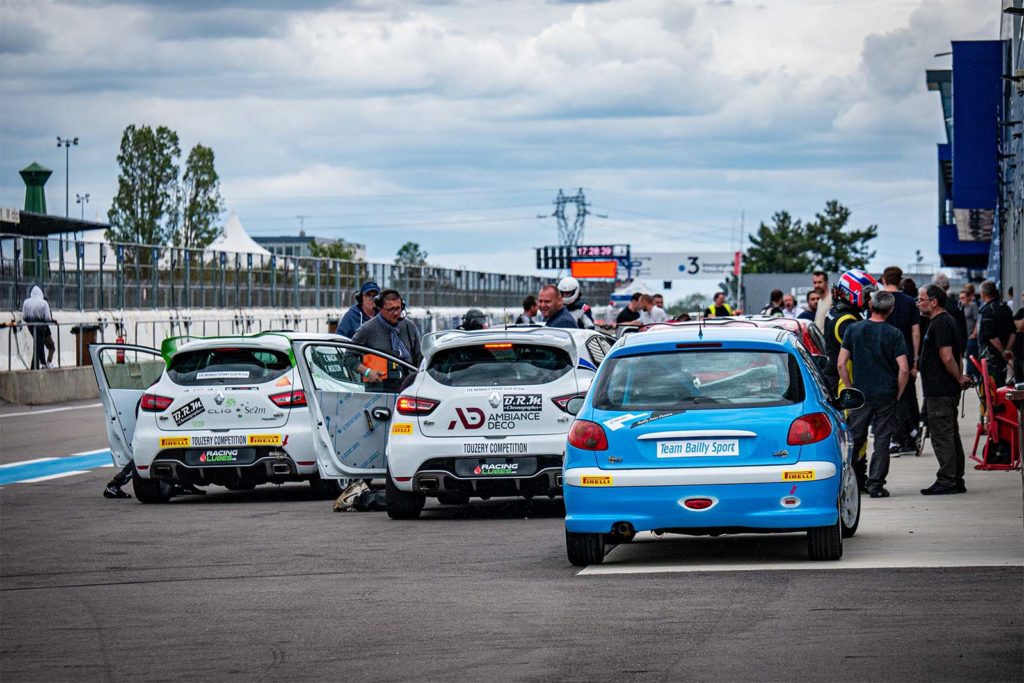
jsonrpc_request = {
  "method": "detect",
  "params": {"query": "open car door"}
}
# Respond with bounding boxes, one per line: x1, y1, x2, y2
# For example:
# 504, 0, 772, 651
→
89, 344, 166, 468
291, 339, 418, 479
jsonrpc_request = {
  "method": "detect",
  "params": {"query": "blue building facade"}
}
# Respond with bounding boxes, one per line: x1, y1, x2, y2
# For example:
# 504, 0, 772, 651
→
927, 41, 1002, 273
1000, 6, 1024, 308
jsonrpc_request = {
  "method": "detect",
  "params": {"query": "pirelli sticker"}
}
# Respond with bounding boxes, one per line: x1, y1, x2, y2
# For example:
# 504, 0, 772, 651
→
390, 422, 413, 435
246, 434, 282, 446
581, 475, 613, 487
783, 470, 815, 481
158, 434, 282, 448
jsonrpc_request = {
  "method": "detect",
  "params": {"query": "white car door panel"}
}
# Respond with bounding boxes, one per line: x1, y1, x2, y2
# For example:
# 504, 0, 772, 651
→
89, 344, 165, 468
291, 340, 417, 478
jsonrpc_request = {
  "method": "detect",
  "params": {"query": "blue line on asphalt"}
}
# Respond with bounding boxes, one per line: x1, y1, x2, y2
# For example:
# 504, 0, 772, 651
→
0, 452, 114, 486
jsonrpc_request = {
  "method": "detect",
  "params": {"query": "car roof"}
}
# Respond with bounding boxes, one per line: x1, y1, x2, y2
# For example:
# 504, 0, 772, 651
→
422, 326, 602, 359
164, 331, 303, 359
617, 325, 793, 350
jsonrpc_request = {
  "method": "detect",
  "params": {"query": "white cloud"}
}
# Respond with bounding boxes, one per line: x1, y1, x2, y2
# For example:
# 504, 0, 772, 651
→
0, 0, 998, 280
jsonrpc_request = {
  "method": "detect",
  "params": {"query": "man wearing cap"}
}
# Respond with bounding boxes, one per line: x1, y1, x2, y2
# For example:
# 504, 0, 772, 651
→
338, 281, 380, 338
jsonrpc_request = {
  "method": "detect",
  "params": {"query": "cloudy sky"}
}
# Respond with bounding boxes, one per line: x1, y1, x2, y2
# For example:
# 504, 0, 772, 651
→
0, 0, 997, 295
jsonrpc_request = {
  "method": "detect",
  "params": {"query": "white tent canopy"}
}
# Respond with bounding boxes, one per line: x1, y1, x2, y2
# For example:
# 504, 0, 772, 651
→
206, 213, 272, 257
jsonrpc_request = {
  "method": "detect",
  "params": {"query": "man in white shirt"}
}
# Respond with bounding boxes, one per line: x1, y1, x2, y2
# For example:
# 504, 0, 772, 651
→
782, 293, 805, 319
638, 294, 669, 325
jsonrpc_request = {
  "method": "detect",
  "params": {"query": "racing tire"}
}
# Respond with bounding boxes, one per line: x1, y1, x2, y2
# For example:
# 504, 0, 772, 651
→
566, 531, 606, 567
807, 517, 843, 561
309, 475, 344, 499
840, 467, 861, 538
131, 464, 172, 504
385, 472, 425, 520
436, 492, 470, 506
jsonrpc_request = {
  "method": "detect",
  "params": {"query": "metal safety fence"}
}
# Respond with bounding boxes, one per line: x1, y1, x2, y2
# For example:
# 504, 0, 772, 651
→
1, 234, 613, 312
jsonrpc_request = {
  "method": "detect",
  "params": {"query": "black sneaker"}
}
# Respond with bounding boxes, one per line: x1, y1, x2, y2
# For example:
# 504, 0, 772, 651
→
867, 487, 890, 498
103, 484, 131, 499
920, 482, 956, 495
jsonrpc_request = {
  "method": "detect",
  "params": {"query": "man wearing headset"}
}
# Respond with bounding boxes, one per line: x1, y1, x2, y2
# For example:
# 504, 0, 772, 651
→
351, 288, 422, 393
338, 281, 380, 338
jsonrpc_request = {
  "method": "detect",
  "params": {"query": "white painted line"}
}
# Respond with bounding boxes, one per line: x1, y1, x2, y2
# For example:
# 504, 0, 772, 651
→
0, 402, 102, 419
72, 447, 112, 456
0, 457, 57, 469
18, 471, 89, 483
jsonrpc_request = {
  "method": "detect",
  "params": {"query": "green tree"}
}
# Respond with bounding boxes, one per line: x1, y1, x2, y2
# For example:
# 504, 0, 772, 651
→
107, 124, 181, 257
173, 144, 225, 249
804, 200, 877, 272
310, 239, 356, 261
668, 293, 709, 317
744, 211, 813, 273
394, 241, 429, 266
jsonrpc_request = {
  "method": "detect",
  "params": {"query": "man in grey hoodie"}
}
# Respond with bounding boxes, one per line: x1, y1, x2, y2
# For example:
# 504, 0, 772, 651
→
21, 286, 51, 370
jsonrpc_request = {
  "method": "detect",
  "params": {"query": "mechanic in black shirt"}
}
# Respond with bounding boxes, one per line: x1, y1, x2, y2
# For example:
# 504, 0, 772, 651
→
838, 290, 909, 497
615, 292, 642, 327
880, 266, 921, 454
977, 280, 1016, 387
916, 284, 972, 495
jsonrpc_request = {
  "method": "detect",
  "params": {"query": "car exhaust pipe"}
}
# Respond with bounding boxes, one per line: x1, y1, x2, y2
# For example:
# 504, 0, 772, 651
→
613, 522, 636, 540
152, 463, 174, 478
271, 463, 292, 475
418, 477, 439, 492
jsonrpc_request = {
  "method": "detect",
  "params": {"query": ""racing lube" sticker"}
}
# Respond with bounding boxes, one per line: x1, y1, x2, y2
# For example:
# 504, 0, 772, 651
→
473, 463, 519, 476
199, 449, 239, 463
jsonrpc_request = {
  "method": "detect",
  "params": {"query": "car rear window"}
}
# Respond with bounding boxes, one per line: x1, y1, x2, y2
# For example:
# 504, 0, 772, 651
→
593, 349, 803, 411
167, 347, 291, 386
427, 343, 573, 387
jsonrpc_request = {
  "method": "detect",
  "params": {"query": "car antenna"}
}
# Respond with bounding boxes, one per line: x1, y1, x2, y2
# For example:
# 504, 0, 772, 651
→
698, 310, 704, 340
503, 306, 508, 330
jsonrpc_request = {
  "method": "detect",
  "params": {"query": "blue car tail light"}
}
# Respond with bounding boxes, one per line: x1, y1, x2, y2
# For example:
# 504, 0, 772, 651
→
787, 412, 832, 446
568, 420, 608, 451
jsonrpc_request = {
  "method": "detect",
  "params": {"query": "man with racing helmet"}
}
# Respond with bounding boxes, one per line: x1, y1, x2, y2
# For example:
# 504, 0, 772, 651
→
824, 269, 878, 396
557, 276, 595, 329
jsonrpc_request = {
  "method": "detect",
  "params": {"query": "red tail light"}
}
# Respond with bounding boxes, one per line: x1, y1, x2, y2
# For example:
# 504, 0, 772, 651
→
396, 396, 439, 415
552, 393, 582, 413
140, 393, 173, 412
269, 390, 307, 408
787, 412, 832, 445
568, 420, 608, 451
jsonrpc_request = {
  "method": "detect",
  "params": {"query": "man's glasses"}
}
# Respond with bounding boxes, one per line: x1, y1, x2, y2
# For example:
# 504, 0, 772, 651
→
381, 306, 402, 313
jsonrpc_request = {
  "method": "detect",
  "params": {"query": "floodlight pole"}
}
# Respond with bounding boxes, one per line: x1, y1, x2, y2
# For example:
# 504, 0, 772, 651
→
57, 136, 79, 218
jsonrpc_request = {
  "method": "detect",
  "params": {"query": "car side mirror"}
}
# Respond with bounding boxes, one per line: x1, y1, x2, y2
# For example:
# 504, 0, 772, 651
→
565, 396, 586, 416
835, 388, 865, 411
370, 406, 392, 421
813, 354, 830, 374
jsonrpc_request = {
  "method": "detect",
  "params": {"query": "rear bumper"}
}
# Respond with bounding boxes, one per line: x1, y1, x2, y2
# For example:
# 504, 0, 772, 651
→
563, 461, 840, 534
388, 432, 567, 489
412, 466, 562, 498
133, 427, 317, 478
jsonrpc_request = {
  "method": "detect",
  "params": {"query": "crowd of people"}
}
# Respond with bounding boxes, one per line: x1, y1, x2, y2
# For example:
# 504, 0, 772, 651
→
10, 264, 1018, 504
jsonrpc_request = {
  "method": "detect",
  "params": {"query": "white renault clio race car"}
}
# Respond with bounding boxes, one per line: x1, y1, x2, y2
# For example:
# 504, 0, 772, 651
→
382, 326, 614, 519
91, 333, 338, 503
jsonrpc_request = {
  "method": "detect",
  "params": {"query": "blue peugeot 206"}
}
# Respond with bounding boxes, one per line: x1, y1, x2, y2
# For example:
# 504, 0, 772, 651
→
561, 324, 865, 566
